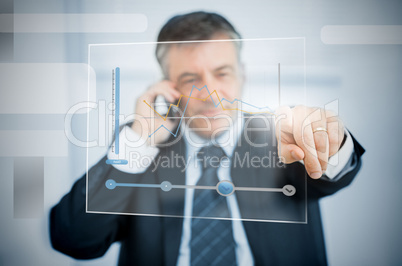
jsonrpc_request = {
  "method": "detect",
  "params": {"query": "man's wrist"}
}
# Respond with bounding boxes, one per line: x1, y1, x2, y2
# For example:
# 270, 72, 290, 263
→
324, 129, 354, 179
339, 132, 347, 150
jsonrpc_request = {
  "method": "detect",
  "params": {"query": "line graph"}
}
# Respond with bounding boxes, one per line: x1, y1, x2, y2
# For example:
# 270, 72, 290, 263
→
86, 39, 308, 222
144, 85, 276, 138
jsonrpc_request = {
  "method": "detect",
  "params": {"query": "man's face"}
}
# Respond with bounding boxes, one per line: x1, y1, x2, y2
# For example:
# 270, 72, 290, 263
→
166, 36, 244, 138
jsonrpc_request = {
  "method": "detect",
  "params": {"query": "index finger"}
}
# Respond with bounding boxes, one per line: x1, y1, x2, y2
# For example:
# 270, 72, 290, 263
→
292, 106, 323, 179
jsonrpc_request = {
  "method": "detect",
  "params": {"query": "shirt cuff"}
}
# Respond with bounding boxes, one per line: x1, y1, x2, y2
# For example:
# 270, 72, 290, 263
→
296, 129, 355, 180
107, 125, 160, 174
324, 129, 354, 179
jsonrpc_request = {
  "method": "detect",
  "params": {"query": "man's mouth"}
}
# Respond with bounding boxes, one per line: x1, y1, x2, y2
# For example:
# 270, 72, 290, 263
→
198, 108, 223, 117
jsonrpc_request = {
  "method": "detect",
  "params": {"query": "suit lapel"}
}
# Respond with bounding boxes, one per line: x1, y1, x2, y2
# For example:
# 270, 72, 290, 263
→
230, 122, 262, 258
230, 116, 276, 260
155, 134, 187, 266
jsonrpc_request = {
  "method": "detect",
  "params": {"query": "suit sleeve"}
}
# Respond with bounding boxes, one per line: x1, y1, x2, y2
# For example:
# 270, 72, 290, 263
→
49, 156, 131, 260
49, 122, 163, 259
305, 132, 365, 198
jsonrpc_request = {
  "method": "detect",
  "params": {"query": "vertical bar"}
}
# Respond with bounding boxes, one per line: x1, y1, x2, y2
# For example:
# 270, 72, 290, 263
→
14, 157, 44, 218
278, 63, 281, 106
111, 69, 115, 153
115, 67, 120, 154
277, 63, 282, 161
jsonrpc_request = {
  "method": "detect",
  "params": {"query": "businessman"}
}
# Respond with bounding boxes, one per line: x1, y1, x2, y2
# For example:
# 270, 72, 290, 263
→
50, 11, 365, 265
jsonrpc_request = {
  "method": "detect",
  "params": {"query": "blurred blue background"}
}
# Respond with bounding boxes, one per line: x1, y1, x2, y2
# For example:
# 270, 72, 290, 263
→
0, 0, 401, 265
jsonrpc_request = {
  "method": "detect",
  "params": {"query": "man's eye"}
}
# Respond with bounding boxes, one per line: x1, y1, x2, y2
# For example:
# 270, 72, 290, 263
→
184, 78, 196, 84
218, 73, 228, 77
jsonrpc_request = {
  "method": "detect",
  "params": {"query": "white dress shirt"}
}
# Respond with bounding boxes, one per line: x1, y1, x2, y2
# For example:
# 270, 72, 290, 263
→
176, 118, 254, 266
107, 117, 355, 265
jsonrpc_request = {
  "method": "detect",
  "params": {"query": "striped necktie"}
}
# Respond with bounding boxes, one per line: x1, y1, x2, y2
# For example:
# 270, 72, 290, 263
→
190, 145, 237, 266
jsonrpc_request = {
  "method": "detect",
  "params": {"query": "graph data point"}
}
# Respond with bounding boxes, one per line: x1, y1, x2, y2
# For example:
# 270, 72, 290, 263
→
105, 179, 117, 190
216, 180, 235, 196
161, 181, 172, 192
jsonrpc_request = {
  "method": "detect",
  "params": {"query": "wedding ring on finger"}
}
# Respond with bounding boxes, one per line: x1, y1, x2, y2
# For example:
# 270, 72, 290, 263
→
312, 127, 327, 134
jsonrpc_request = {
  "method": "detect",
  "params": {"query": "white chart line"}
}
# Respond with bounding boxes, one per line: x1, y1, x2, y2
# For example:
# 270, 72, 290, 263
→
105, 179, 296, 197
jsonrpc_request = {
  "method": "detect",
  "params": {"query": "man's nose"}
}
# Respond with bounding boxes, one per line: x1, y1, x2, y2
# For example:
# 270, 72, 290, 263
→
202, 74, 220, 104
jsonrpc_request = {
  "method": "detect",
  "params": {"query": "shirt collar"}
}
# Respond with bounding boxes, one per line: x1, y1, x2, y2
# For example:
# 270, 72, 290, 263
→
181, 115, 244, 158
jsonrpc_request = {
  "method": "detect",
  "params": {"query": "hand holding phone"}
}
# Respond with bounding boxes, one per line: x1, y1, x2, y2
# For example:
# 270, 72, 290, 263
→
154, 94, 180, 118
131, 80, 180, 145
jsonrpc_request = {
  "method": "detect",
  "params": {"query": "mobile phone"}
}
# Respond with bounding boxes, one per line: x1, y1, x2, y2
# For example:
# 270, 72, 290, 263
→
154, 95, 180, 118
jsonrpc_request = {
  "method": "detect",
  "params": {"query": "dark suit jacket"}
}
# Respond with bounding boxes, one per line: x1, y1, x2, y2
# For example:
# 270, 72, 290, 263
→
50, 117, 365, 266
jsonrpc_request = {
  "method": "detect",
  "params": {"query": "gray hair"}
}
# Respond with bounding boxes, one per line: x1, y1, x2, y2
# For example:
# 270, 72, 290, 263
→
155, 11, 242, 78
